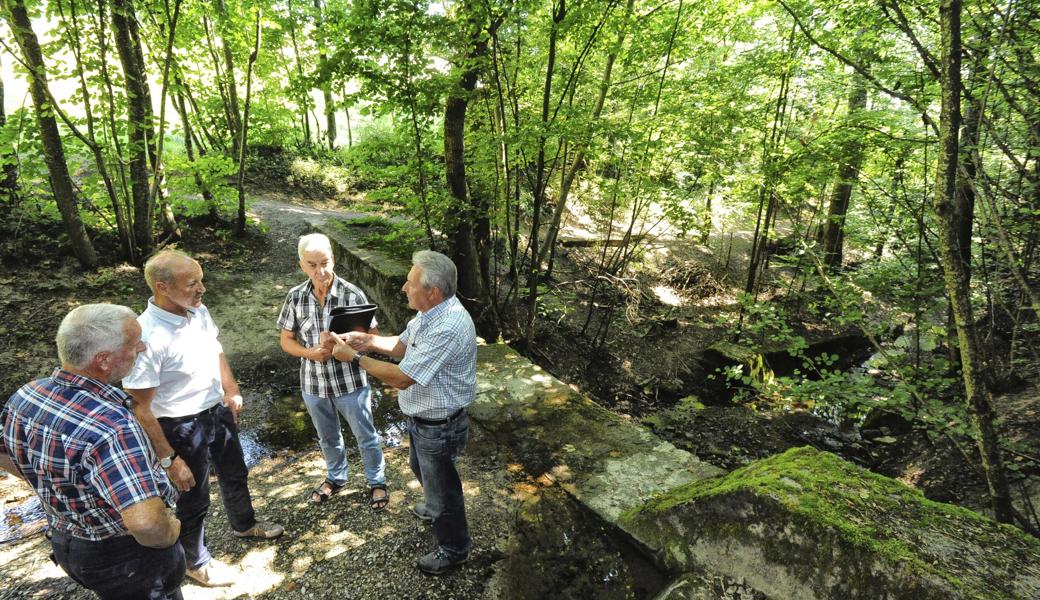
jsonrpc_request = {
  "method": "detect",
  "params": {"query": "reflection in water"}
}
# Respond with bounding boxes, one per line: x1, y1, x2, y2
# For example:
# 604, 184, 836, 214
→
0, 494, 46, 544
495, 486, 667, 600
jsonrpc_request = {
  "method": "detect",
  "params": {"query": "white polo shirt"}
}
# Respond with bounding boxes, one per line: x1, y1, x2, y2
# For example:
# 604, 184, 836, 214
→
122, 299, 225, 419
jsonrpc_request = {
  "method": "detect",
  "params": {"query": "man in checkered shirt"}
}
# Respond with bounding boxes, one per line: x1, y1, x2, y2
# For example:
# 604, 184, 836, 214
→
0, 304, 184, 599
277, 233, 387, 508
327, 250, 477, 575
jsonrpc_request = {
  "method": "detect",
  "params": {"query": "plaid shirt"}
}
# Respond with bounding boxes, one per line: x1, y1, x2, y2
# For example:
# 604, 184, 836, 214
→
278, 275, 377, 397
398, 295, 477, 419
0, 369, 175, 541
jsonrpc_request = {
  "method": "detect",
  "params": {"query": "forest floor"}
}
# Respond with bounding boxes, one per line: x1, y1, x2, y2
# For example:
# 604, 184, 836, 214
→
0, 183, 1038, 598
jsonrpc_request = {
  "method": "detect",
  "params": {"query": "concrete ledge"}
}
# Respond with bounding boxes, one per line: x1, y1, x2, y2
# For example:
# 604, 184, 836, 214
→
621, 446, 1040, 600
472, 343, 723, 524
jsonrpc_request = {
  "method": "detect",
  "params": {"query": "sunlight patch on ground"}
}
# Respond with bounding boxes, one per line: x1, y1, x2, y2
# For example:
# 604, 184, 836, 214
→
324, 530, 366, 559
652, 285, 684, 307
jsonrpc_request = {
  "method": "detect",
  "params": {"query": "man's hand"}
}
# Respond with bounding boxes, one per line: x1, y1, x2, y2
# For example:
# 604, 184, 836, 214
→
308, 345, 333, 362
344, 331, 373, 352
225, 393, 244, 421
166, 457, 196, 492
331, 337, 356, 362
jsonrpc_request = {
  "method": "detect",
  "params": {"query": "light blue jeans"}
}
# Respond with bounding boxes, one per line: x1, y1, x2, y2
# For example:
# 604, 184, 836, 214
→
302, 386, 385, 488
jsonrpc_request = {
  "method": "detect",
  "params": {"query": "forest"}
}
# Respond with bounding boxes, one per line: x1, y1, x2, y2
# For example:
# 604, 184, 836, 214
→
0, 0, 1039, 592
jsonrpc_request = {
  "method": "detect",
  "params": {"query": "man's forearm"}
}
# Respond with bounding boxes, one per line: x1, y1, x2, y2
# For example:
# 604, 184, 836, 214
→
123, 499, 181, 548
369, 335, 404, 358
218, 353, 240, 396
132, 406, 176, 459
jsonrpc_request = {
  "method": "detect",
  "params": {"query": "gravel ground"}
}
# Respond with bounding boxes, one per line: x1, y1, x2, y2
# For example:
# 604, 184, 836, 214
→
0, 421, 526, 599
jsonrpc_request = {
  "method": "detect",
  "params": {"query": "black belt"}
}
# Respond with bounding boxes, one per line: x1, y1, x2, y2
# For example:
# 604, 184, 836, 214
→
411, 408, 464, 426
157, 403, 222, 424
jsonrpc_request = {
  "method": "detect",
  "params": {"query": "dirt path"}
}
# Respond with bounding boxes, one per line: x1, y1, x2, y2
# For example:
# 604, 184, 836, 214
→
0, 192, 532, 599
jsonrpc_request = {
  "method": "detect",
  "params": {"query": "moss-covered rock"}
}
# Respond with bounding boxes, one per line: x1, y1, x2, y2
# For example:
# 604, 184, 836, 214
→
621, 447, 1040, 599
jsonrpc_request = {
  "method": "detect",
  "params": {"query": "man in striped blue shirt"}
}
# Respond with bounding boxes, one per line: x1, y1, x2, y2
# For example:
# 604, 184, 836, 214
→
327, 250, 477, 575
0, 304, 184, 599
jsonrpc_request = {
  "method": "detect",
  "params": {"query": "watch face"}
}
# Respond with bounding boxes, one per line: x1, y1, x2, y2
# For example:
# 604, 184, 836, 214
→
160, 457, 172, 468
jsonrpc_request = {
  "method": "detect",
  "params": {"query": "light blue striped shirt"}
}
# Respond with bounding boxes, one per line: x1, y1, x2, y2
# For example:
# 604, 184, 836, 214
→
398, 296, 477, 419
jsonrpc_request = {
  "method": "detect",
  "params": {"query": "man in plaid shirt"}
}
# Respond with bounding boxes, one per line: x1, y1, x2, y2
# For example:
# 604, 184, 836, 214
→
327, 250, 477, 575
0, 304, 184, 599
278, 233, 387, 508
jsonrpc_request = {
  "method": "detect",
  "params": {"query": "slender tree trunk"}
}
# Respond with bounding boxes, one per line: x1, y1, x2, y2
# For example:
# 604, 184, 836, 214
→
540, 0, 634, 267
524, 0, 565, 348
933, 0, 1012, 524
111, 0, 154, 256
235, 5, 261, 235
60, 0, 134, 261
288, 0, 312, 145
822, 66, 869, 269
215, 0, 242, 159
313, 0, 336, 149
2, 0, 97, 268
144, 0, 182, 240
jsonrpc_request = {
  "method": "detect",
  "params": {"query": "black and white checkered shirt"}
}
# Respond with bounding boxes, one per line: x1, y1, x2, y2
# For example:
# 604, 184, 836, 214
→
277, 275, 377, 398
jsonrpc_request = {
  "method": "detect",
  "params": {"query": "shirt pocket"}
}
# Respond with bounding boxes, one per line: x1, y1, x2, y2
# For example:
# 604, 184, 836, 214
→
297, 315, 320, 347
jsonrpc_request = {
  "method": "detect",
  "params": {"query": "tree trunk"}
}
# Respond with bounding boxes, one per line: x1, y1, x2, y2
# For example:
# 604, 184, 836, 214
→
445, 2, 497, 337
3, 0, 97, 268
822, 66, 869, 270
111, 0, 154, 257
215, 0, 242, 159
933, 0, 1013, 524
235, 5, 261, 235
313, 0, 336, 149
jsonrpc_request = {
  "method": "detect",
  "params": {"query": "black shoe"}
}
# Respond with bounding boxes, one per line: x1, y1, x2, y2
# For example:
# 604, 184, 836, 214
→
417, 548, 468, 575
411, 502, 434, 523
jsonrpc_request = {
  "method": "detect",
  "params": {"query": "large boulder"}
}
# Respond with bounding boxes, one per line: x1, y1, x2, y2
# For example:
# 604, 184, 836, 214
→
621, 447, 1040, 599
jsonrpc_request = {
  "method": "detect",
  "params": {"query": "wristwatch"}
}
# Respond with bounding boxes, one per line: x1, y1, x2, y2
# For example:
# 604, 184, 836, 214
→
159, 453, 176, 469
351, 352, 365, 369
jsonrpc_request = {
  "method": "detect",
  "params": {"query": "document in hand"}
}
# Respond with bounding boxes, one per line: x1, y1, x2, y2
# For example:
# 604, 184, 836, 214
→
329, 304, 378, 334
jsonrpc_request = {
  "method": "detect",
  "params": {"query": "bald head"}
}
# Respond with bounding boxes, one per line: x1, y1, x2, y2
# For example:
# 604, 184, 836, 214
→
145, 250, 206, 315
144, 250, 196, 293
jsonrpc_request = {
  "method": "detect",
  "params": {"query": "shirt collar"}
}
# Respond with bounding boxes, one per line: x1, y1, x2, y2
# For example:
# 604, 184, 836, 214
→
51, 368, 132, 408
145, 297, 197, 325
419, 295, 458, 321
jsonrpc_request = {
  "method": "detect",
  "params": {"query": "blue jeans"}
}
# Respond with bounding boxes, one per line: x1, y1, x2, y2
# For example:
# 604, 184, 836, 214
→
302, 386, 385, 488
160, 404, 256, 570
50, 529, 185, 600
408, 412, 471, 558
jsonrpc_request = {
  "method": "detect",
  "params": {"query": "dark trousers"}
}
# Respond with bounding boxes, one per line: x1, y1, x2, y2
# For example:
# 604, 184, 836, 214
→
408, 412, 472, 558
160, 404, 256, 570
50, 529, 185, 600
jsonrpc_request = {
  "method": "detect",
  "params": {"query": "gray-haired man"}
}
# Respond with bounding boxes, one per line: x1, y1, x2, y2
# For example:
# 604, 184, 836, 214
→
1, 304, 184, 599
327, 250, 477, 575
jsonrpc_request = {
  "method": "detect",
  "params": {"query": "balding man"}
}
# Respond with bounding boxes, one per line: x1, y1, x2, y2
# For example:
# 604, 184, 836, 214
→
124, 250, 283, 588
1, 304, 184, 599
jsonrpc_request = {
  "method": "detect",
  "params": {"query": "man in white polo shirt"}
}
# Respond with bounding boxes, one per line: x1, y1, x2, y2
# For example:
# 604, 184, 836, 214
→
124, 250, 283, 588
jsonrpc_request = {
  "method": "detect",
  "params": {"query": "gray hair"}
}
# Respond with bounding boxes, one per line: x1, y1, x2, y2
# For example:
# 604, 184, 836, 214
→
144, 249, 194, 292
298, 233, 334, 260
412, 250, 457, 298
56, 304, 138, 369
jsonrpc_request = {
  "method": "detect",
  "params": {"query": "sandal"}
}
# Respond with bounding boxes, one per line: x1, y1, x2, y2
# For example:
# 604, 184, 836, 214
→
310, 479, 344, 504
370, 485, 389, 512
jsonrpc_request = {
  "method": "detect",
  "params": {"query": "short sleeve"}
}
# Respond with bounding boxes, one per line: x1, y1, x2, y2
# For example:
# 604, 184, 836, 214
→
83, 424, 164, 512
122, 339, 162, 390
277, 293, 297, 332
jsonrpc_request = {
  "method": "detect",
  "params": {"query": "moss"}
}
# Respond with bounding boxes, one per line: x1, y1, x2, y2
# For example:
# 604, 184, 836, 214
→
621, 447, 1040, 598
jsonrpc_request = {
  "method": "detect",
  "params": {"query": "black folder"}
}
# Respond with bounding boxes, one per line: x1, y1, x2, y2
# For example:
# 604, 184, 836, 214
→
329, 304, 378, 334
